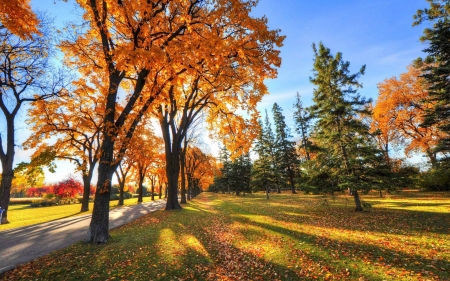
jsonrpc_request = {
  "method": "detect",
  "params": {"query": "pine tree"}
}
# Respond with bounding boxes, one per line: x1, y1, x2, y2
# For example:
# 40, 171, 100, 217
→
293, 92, 313, 162
308, 42, 383, 211
272, 103, 299, 194
414, 2, 450, 162
252, 119, 274, 198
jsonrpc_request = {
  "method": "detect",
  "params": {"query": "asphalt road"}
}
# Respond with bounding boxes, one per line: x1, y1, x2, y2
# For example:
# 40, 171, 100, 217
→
0, 199, 166, 274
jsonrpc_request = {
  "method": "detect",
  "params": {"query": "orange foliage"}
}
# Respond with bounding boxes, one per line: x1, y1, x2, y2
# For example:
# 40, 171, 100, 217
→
0, 0, 40, 39
374, 65, 443, 164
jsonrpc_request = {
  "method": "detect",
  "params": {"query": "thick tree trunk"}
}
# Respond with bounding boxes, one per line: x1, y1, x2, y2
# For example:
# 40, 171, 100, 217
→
159, 184, 162, 199
165, 153, 181, 210
352, 189, 363, 211
0, 169, 13, 224
88, 162, 114, 243
0, 116, 15, 224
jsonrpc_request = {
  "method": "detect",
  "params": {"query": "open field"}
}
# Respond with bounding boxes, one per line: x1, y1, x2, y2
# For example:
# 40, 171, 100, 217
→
1, 191, 449, 280
0, 197, 158, 231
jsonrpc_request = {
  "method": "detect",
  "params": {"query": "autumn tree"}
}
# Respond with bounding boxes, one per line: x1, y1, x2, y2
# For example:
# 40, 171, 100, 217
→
308, 42, 383, 211
414, 1, 450, 162
156, 1, 283, 210
0, 15, 66, 224
59, 0, 282, 243
128, 124, 163, 204
25, 76, 104, 212
60, 0, 218, 242
374, 65, 443, 167
0, 0, 40, 39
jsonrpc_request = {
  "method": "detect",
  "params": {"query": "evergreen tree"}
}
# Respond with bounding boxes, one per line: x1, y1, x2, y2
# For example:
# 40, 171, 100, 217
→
219, 146, 231, 194
252, 119, 273, 198
414, 2, 450, 162
263, 110, 282, 193
308, 42, 384, 211
293, 92, 313, 162
272, 103, 299, 194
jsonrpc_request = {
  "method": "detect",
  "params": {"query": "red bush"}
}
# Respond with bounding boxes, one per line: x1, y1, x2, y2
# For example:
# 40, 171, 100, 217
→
26, 186, 54, 197
53, 176, 83, 198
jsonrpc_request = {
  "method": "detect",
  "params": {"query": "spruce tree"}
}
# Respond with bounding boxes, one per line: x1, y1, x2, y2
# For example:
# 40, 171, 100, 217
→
252, 119, 273, 198
272, 103, 299, 194
293, 92, 313, 162
308, 42, 383, 211
414, 2, 450, 162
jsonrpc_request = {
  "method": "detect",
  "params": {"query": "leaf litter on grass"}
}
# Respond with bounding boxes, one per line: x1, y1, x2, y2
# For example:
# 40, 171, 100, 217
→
1, 191, 449, 281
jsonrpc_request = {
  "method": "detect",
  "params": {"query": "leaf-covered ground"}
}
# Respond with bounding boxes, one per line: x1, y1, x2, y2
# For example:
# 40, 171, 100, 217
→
1, 191, 449, 280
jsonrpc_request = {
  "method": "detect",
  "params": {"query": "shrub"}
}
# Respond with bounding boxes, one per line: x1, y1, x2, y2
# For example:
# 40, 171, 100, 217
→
110, 194, 119, 201
43, 193, 56, 199
111, 185, 119, 195
417, 167, 450, 191
124, 191, 133, 199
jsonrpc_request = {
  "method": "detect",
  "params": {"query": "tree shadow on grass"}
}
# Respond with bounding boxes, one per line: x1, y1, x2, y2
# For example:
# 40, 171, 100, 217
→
230, 214, 450, 281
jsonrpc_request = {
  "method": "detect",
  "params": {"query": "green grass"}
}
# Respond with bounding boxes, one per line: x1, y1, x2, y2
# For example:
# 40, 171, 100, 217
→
0, 197, 160, 231
1, 191, 449, 281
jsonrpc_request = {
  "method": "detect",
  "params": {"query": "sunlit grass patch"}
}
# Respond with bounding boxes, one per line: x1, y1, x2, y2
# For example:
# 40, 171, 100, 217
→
1, 191, 449, 281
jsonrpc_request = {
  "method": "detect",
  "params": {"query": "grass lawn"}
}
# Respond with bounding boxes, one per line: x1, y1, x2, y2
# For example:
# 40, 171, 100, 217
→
1, 191, 449, 280
0, 197, 159, 231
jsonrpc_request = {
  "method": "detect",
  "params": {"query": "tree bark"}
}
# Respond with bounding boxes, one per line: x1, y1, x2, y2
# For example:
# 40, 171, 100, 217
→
0, 116, 15, 224
88, 162, 114, 243
151, 177, 155, 201
80, 173, 92, 212
180, 151, 187, 204
352, 189, 363, 211
138, 174, 144, 204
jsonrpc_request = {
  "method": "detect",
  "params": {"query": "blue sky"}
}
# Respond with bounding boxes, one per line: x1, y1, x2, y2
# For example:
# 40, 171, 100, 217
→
5, 0, 431, 183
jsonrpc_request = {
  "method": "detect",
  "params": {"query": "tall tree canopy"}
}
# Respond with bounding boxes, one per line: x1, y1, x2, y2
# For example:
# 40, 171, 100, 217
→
60, 0, 283, 243
308, 42, 382, 211
414, 0, 450, 161
0, 0, 40, 39
374, 65, 443, 167
0, 15, 66, 224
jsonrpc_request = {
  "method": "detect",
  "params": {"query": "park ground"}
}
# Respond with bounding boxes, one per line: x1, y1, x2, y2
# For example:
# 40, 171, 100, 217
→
0, 190, 449, 281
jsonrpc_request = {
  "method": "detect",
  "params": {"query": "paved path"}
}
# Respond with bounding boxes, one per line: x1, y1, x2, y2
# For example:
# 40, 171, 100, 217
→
0, 200, 166, 274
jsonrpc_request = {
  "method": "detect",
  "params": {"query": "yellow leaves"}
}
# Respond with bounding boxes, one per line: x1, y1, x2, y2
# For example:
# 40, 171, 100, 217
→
374, 64, 443, 157
0, 0, 40, 39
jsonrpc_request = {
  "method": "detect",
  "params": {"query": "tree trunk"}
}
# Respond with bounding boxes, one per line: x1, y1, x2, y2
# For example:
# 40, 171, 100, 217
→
88, 162, 114, 243
165, 153, 181, 209
80, 173, 92, 212
187, 175, 192, 200
118, 182, 125, 206
159, 184, 162, 199
352, 189, 363, 211
138, 174, 144, 204
0, 169, 13, 224
151, 178, 155, 201
0, 116, 16, 224
180, 152, 187, 204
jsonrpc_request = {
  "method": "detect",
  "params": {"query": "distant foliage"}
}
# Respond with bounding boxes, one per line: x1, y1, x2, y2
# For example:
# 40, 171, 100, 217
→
26, 186, 54, 197
52, 176, 83, 198
417, 167, 450, 191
